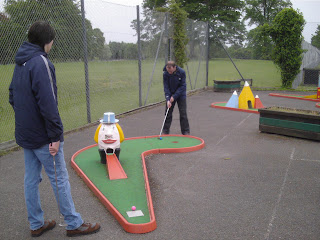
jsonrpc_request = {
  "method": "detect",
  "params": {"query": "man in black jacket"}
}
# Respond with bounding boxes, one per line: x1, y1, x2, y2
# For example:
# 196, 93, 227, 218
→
162, 61, 190, 135
9, 21, 100, 237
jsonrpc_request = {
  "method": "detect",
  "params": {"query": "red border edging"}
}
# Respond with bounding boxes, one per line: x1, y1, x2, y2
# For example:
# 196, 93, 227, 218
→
71, 135, 205, 234
269, 93, 320, 102
316, 102, 320, 108
210, 102, 260, 114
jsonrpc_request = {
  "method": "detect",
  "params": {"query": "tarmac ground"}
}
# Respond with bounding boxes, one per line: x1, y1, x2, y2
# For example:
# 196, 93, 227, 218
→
1, 89, 319, 240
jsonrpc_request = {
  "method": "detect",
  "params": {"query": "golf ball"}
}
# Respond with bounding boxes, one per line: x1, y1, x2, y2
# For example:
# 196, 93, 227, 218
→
132, 206, 136, 211
159, 137, 162, 140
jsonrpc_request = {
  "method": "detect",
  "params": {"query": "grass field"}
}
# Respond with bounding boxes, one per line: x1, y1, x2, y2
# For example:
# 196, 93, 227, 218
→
209, 59, 282, 87
0, 58, 286, 143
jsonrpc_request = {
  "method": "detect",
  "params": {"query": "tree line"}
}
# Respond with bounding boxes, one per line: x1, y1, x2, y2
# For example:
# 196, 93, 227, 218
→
0, 0, 125, 64
0, 0, 161, 64
1, 0, 319, 66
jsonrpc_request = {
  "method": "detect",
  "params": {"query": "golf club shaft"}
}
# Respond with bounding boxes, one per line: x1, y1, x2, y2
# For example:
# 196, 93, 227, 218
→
159, 107, 170, 136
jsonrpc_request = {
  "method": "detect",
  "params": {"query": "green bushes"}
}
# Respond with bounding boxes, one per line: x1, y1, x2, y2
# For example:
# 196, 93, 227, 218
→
168, 0, 188, 68
269, 8, 305, 88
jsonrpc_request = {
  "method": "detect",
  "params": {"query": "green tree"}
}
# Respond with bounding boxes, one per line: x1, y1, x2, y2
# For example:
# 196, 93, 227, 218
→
109, 41, 124, 59
228, 45, 252, 59
4, 0, 83, 61
124, 43, 138, 59
185, 20, 207, 59
101, 44, 112, 60
244, 0, 292, 60
247, 24, 273, 59
311, 25, 320, 49
144, 0, 246, 45
131, 8, 167, 59
108, 42, 137, 59
167, 0, 188, 67
88, 28, 106, 60
0, 13, 25, 64
143, 0, 247, 68
134, 1, 188, 65
270, 8, 305, 88
1, 0, 104, 63
107, 42, 138, 60
244, 0, 292, 26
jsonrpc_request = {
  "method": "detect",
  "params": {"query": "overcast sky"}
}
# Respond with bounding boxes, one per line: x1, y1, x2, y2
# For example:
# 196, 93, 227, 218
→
84, 0, 319, 43
0, 0, 319, 43
85, 0, 320, 43
291, 0, 320, 43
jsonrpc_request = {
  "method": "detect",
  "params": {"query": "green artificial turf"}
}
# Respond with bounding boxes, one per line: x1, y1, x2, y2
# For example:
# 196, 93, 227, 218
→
73, 136, 202, 224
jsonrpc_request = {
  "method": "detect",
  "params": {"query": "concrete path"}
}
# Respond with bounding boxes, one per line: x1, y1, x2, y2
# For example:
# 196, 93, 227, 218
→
1, 90, 319, 240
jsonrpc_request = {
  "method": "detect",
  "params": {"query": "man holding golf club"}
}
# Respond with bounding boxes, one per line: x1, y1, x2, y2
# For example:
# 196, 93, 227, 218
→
9, 21, 100, 237
162, 61, 190, 135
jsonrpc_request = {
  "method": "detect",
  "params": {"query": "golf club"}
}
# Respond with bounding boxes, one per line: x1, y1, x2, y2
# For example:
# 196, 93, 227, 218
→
53, 155, 67, 227
159, 107, 170, 139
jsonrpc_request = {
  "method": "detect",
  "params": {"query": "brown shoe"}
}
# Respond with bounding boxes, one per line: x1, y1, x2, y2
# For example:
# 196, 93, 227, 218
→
66, 222, 100, 237
31, 220, 56, 237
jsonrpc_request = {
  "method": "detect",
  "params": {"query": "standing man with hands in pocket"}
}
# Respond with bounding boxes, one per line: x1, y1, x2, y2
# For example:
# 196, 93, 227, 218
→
162, 61, 190, 135
9, 21, 100, 237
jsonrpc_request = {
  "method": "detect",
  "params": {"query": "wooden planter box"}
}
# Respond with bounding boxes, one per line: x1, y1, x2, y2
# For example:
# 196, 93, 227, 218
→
258, 106, 320, 141
213, 80, 241, 92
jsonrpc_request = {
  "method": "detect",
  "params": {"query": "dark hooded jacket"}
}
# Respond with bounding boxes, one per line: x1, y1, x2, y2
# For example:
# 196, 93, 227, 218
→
9, 41, 64, 149
163, 65, 187, 102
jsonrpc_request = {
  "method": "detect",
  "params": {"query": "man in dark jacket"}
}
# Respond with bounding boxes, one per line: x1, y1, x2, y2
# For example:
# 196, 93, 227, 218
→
9, 21, 100, 237
162, 61, 190, 135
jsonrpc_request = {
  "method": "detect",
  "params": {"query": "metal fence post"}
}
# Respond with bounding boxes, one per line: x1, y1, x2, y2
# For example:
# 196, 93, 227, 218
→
81, 0, 91, 123
206, 22, 209, 87
164, 12, 168, 65
137, 5, 142, 107
168, 38, 172, 61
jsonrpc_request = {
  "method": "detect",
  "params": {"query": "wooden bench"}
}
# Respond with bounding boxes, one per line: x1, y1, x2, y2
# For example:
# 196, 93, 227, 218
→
239, 78, 253, 86
213, 80, 241, 92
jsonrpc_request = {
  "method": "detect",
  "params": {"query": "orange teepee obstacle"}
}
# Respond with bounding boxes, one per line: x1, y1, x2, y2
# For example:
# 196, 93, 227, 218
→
254, 95, 264, 109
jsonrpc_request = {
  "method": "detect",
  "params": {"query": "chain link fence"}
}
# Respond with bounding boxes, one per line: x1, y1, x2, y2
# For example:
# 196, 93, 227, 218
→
0, 0, 209, 145
0, 0, 319, 146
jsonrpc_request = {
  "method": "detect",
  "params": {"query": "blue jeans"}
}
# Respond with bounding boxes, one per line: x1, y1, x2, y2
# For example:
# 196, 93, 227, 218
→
24, 142, 83, 230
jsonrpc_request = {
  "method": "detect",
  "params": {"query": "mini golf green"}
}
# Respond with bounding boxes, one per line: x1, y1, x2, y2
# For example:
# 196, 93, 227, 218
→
211, 102, 260, 114
269, 93, 320, 102
71, 135, 205, 233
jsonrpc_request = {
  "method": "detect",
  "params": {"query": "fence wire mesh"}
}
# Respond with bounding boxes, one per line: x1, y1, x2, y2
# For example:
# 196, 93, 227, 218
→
0, 0, 208, 144
0, 0, 319, 145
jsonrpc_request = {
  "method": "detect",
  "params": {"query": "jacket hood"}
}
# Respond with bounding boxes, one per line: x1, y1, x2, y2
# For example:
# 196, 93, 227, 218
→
15, 42, 46, 65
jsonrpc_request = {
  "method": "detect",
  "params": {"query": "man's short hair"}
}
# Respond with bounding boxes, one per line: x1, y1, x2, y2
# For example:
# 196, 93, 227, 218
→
28, 21, 56, 50
166, 61, 176, 68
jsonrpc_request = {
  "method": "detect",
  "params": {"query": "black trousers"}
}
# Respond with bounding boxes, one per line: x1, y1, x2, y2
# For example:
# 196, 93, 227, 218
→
163, 97, 190, 135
